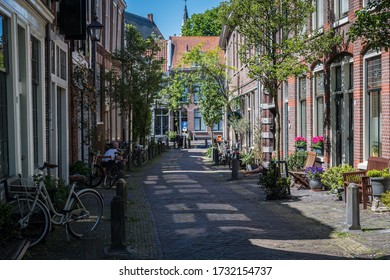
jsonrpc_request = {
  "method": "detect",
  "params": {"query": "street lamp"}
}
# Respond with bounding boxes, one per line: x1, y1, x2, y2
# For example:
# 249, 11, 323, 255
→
85, 12, 103, 156
87, 14, 103, 42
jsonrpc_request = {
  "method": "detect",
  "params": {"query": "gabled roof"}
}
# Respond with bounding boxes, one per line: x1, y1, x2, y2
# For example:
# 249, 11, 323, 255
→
124, 12, 164, 40
169, 36, 220, 69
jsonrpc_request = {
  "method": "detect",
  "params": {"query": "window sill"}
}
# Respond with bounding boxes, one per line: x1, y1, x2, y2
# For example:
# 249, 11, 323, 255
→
358, 161, 368, 170
332, 16, 349, 29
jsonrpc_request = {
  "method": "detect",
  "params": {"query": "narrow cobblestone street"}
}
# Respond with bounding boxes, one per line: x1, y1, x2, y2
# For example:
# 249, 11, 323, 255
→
24, 148, 390, 260
135, 148, 390, 260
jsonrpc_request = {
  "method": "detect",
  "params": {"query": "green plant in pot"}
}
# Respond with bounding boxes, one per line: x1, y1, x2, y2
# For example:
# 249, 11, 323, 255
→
381, 191, 390, 208
241, 150, 256, 170
321, 164, 355, 200
305, 166, 324, 190
259, 161, 290, 200
287, 151, 308, 171
367, 168, 390, 197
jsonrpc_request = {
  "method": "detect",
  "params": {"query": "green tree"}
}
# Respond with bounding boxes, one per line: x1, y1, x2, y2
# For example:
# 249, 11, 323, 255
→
110, 24, 164, 145
161, 44, 239, 140
348, 0, 390, 51
181, 6, 222, 36
221, 0, 341, 164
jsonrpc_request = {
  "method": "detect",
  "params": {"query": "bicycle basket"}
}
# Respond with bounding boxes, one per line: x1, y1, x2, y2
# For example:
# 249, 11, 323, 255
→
7, 177, 37, 195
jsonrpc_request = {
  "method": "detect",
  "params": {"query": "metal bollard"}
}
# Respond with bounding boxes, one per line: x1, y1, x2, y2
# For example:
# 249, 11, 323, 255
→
346, 183, 361, 230
214, 148, 219, 165
231, 158, 239, 180
110, 196, 126, 249
80, 232, 98, 259
116, 178, 127, 201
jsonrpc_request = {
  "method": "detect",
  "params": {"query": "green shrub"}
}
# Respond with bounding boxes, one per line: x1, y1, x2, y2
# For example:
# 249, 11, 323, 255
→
381, 191, 390, 207
205, 147, 213, 158
259, 161, 290, 200
367, 168, 390, 178
287, 151, 307, 171
321, 164, 355, 192
69, 160, 89, 176
0, 202, 20, 245
241, 150, 255, 165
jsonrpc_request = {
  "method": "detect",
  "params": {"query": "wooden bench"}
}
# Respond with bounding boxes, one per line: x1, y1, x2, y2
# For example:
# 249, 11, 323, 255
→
343, 156, 390, 209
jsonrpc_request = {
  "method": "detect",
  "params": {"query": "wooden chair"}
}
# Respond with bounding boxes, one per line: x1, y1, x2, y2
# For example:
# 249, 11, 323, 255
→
343, 156, 390, 209
289, 151, 317, 189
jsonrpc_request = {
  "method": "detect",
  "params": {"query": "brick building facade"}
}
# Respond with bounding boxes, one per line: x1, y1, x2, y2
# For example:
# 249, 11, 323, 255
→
221, 0, 389, 168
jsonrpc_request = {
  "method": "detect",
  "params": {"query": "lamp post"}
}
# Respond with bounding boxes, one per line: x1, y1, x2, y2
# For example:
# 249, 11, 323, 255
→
87, 10, 103, 150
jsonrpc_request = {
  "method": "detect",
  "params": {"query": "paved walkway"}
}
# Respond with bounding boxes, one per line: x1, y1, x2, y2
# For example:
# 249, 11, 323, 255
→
130, 148, 390, 260
24, 148, 390, 260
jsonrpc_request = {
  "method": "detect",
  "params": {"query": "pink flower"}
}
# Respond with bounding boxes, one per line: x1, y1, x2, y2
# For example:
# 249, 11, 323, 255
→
294, 136, 307, 143
311, 136, 324, 144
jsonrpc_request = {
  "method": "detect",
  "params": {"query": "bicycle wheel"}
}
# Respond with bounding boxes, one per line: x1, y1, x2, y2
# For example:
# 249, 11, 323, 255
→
67, 190, 103, 238
85, 164, 104, 188
131, 153, 140, 167
103, 164, 118, 189
9, 198, 50, 247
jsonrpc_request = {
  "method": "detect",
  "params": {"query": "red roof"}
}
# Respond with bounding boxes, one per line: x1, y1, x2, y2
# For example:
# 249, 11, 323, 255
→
169, 36, 221, 68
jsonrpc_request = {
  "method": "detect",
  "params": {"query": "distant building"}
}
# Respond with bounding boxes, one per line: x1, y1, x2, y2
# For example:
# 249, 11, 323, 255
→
167, 36, 222, 141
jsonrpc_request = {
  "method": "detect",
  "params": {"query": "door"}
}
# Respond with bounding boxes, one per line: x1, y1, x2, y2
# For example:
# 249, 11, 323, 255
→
335, 94, 343, 166
348, 92, 354, 165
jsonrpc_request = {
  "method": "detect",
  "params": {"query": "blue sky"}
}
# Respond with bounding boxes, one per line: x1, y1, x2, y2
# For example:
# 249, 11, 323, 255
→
125, 0, 224, 39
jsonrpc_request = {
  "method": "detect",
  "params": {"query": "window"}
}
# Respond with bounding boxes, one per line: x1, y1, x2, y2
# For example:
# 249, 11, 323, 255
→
367, 57, 382, 157
31, 36, 40, 168
314, 71, 324, 135
0, 14, 8, 178
193, 85, 200, 103
105, 0, 110, 50
312, 0, 323, 30
334, 0, 349, 20
155, 108, 169, 136
194, 109, 206, 131
335, 65, 342, 91
213, 119, 223, 131
112, 2, 117, 51
298, 77, 307, 138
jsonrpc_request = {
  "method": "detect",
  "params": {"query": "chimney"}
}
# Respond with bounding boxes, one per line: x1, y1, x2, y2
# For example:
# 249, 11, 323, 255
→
147, 14, 153, 23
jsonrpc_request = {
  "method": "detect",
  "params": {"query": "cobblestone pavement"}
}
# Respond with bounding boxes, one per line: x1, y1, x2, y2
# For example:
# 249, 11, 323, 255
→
24, 148, 390, 260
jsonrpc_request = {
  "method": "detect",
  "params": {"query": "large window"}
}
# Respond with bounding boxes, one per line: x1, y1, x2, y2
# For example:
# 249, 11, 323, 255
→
334, 0, 349, 20
194, 109, 206, 131
155, 108, 169, 136
312, 0, 323, 30
298, 77, 307, 138
0, 15, 9, 178
314, 71, 324, 136
367, 57, 382, 157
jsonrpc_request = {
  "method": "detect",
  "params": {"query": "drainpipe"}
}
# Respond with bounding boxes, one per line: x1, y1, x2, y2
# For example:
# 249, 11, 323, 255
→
45, 23, 51, 165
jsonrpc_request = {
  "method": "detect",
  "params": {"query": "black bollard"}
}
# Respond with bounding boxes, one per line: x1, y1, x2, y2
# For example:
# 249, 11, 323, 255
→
231, 158, 239, 180
110, 196, 126, 250
80, 232, 98, 259
214, 148, 219, 165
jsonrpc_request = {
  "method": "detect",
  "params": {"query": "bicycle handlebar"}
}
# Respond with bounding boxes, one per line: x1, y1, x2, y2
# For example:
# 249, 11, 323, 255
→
40, 162, 58, 170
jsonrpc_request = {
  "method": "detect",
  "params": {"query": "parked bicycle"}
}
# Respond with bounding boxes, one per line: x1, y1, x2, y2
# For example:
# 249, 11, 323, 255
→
130, 143, 148, 167
8, 162, 104, 247
84, 143, 104, 188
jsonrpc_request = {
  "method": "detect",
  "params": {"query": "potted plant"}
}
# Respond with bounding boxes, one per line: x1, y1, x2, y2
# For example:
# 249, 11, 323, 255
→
321, 164, 355, 200
287, 151, 308, 171
311, 136, 324, 155
241, 150, 256, 170
305, 166, 324, 191
294, 136, 307, 151
367, 168, 390, 197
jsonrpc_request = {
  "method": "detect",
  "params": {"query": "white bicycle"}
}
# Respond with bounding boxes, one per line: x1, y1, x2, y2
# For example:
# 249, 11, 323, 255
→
8, 163, 104, 247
